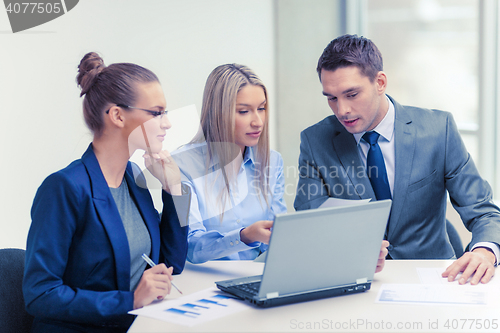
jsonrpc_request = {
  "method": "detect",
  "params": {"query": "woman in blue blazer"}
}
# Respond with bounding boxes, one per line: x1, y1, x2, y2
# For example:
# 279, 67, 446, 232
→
23, 52, 189, 332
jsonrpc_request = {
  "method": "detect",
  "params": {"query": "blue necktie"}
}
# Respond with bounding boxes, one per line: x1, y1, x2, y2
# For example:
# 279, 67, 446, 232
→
362, 131, 391, 200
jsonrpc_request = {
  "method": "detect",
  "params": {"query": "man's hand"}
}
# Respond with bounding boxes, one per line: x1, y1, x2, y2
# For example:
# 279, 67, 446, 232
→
442, 248, 496, 285
375, 240, 390, 273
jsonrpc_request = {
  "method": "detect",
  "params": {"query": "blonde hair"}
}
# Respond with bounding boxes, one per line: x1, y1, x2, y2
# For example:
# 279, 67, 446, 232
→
192, 64, 271, 216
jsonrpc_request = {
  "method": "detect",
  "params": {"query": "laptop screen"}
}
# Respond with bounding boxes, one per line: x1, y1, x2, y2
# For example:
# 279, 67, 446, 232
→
258, 200, 391, 299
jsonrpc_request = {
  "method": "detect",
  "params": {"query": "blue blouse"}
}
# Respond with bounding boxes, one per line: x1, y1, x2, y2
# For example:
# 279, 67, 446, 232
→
173, 143, 287, 263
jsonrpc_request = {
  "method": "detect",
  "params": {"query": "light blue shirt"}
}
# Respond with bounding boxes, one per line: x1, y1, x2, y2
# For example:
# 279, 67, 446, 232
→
354, 96, 499, 263
172, 143, 287, 264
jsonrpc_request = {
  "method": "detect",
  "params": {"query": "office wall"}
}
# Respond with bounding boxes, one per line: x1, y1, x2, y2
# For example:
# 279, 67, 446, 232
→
275, 0, 342, 210
0, 0, 276, 249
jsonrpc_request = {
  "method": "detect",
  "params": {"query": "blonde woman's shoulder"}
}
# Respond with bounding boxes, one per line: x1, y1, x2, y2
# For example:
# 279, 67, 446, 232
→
171, 142, 208, 176
269, 149, 284, 166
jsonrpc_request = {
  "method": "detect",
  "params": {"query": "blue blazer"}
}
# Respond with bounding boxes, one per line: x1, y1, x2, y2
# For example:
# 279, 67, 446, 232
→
294, 96, 500, 259
23, 144, 188, 332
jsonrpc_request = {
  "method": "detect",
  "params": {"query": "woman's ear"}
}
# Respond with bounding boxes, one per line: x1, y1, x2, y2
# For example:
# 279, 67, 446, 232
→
106, 105, 125, 128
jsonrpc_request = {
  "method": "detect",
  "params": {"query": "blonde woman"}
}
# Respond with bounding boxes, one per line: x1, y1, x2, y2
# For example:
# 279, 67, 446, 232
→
173, 64, 286, 263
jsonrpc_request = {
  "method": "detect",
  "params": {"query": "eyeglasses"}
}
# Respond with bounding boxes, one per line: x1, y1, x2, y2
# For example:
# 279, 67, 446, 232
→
106, 104, 168, 118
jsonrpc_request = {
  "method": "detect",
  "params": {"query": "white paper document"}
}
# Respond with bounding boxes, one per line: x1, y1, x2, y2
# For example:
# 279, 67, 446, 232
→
129, 287, 249, 327
376, 284, 488, 306
417, 267, 453, 284
319, 198, 371, 208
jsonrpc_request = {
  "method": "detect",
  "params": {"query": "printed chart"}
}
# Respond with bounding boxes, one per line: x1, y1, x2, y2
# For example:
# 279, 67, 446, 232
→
130, 287, 249, 326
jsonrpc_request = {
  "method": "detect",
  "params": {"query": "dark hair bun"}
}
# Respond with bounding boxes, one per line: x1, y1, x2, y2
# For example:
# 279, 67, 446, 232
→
77, 52, 106, 97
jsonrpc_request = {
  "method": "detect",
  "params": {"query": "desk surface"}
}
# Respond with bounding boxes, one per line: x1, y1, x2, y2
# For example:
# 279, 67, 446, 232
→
129, 260, 499, 332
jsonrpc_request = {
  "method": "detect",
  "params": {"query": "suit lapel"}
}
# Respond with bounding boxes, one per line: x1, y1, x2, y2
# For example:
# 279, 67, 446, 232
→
387, 98, 415, 238
331, 123, 376, 200
124, 164, 160, 263
81, 144, 130, 291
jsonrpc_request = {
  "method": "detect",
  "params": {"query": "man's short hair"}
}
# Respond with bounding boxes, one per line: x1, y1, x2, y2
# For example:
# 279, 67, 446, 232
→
317, 34, 383, 82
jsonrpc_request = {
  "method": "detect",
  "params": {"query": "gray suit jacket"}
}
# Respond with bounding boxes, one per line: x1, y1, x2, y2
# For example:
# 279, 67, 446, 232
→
294, 96, 500, 259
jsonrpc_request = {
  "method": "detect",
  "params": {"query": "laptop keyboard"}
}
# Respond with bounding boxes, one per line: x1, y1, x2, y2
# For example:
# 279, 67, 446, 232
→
230, 281, 261, 295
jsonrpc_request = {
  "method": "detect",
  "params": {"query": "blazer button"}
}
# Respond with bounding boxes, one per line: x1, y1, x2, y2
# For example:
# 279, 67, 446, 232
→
388, 245, 394, 251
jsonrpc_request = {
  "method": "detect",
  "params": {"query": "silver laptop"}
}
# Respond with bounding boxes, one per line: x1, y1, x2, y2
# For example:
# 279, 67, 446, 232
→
216, 200, 392, 307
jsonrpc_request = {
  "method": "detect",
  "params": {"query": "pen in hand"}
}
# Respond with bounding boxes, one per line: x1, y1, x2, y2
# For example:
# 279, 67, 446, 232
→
141, 253, 183, 294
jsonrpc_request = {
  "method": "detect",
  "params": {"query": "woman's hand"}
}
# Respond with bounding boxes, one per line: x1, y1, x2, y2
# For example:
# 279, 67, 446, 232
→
240, 220, 273, 245
133, 264, 173, 309
144, 150, 182, 195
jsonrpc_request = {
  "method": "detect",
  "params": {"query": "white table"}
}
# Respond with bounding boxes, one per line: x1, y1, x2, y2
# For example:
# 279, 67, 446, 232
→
128, 260, 500, 332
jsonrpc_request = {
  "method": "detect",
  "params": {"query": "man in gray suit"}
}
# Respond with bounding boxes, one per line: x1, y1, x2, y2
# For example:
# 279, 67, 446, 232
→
295, 34, 500, 285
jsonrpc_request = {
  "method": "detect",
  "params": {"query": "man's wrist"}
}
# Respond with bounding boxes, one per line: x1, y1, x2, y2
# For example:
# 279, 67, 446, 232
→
472, 247, 496, 265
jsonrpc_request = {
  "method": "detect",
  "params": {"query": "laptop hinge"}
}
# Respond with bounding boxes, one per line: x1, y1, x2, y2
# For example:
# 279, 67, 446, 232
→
356, 277, 368, 284
266, 292, 279, 299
